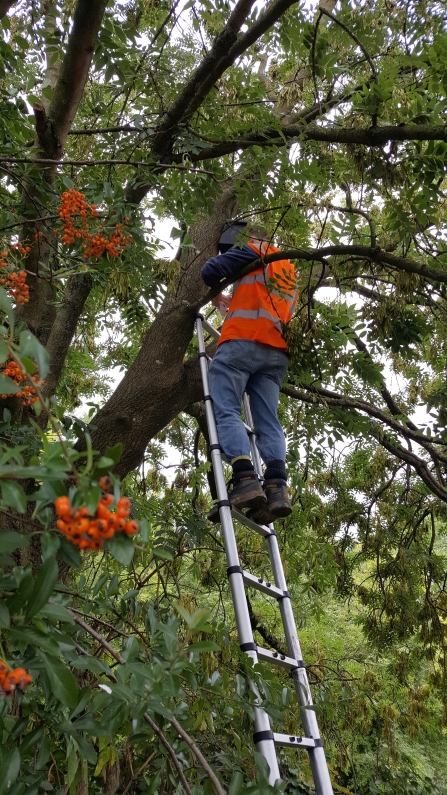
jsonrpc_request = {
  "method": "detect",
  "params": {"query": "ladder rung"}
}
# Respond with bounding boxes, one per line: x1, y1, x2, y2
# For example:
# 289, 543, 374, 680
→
201, 318, 220, 341
243, 421, 255, 435
242, 570, 286, 599
232, 507, 273, 538
256, 646, 302, 671
274, 733, 319, 749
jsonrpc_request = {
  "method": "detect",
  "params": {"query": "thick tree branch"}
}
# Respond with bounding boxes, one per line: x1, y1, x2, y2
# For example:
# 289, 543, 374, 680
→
283, 384, 447, 502
0, 0, 15, 17
179, 122, 447, 163
42, 274, 93, 401
282, 384, 447, 463
128, 0, 299, 202
150, 0, 256, 159
46, 0, 108, 153
199, 245, 447, 310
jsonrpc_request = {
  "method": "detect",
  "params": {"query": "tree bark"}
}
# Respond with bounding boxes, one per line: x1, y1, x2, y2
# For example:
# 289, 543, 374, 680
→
42, 273, 93, 400
0, 0, 15, 17
87, 186, 238, 477
17, 0, 107, 346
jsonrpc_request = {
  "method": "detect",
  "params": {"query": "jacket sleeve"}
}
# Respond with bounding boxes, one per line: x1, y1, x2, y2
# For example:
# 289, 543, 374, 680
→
200, 245, 259, 289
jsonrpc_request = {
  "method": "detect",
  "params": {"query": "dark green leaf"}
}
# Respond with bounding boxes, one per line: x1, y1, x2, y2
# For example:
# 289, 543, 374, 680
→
38, 651, 79, 708
0, 480, 26, 513
106, 533, 135, 565
0, 529, 29, 553
25, 555, 58, 619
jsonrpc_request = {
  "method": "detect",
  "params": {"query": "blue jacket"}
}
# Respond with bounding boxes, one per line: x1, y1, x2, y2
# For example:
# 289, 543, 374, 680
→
200, 245, 259, 289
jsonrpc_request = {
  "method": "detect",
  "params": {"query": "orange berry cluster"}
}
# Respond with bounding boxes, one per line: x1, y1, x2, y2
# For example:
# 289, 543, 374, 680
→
57, 189, 131, 260
0, 355, 43, 406
54, 486, 138, 551
0, 661, 32, 694
0, 249, 30, 305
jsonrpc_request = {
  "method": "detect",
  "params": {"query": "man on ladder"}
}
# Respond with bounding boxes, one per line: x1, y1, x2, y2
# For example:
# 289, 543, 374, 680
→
200, 225, 298, 525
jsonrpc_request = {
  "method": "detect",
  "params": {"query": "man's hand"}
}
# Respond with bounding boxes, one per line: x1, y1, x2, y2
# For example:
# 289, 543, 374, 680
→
212, 292, 231, 317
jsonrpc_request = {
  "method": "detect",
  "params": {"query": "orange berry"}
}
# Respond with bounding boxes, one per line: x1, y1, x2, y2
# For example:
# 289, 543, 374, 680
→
97, 504, 111, 520
125, 520, 139, 536
114, 517, 126, 532
55, 496, 70, 516
99, 475, 112, 491
99, 493, 113, 507
117, 497, 131, 511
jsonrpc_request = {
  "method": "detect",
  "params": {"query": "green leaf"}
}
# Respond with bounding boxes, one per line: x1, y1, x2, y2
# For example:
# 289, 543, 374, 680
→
25, 555, 58, 619
121, 635, 140, 662
0, 601, 10, 628
0, 480, 26, 513
39, 603, 75, 624
72, 656, 113, 676
85, 482, 101, 515
0, 528, 29, 554
153, 546, 174, 560
38, 651, 79, 708
139, 517, 151, 542
106, 533, 135, 565
188, 640, 220, 652
0, 287, 14, 333
229, 771, 244, 795
18, 330, 50, 378
58, 536, 82, 568
0, 374, 20, 394
0, 340, 9, 362
0, 747, 20, 795
41, 532, 60, 562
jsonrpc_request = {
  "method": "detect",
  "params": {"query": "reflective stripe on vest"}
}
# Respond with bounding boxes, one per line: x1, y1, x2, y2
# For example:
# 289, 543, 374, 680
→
218, 242, 297, 349
234, 272, 295, 305
225, 307, 283, 333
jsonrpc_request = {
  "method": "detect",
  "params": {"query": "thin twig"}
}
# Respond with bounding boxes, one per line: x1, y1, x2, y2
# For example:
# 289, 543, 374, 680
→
121, 751, 157, 795
169, 717, 224, 795
0, 156, 220, 180
143, 714, 193, 795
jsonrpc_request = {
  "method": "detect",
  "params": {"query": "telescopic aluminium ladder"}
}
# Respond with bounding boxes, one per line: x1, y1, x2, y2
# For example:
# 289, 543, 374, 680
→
196, 314, 334, 795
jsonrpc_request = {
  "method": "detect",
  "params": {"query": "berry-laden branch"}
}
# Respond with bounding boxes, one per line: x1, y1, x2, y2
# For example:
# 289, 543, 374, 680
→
57, 188, 131, 260
54, 489, 138, 552
0, 660, 32, 695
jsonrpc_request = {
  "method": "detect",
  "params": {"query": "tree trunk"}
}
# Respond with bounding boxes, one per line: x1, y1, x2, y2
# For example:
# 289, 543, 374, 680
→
87, 186, 238, 477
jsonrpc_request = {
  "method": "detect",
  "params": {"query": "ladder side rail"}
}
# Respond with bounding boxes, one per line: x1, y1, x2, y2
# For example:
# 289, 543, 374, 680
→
196, 316, 333, 795
265, 523, 334, 795
196, 316, 281, 783
241, 343, 334, 794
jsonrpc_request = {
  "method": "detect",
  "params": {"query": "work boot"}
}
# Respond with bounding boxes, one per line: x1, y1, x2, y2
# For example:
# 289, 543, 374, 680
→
207, 471, 266, 523
248, 479, 292, 525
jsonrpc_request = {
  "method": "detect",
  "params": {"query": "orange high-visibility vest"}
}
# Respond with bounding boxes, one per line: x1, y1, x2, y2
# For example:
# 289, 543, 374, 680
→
218, 242, 298, 350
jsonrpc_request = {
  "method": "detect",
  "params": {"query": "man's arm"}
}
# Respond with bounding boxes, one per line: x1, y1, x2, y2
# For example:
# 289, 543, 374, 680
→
200, 245, 259, 288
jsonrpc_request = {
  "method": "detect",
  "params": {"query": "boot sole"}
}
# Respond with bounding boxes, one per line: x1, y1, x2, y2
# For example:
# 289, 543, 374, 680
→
230, 491, 267, 511
269, 503, 292, 518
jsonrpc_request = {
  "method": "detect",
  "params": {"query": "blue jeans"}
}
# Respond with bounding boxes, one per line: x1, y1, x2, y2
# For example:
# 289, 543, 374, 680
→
208, 339, 289, 465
